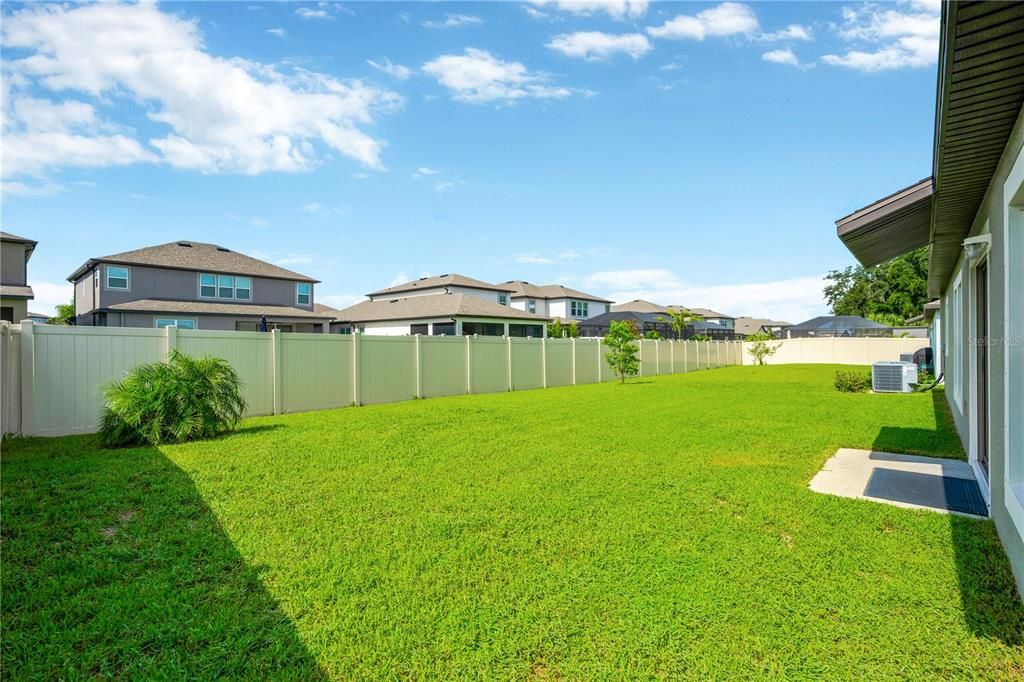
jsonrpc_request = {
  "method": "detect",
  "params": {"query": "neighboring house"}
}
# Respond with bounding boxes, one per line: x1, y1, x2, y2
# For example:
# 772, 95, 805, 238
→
502, 281, 612, 320
685, 307, 735, 330
67, 240, 334, 332
781, 315, 892, 339
836, 2, 1024, 590
26, 311, 50, 324
578, 310, 734, 340
333, 292, 549, 337
367, 274, 515, 305
1, 231, 36, 323
734, 316, 791, 338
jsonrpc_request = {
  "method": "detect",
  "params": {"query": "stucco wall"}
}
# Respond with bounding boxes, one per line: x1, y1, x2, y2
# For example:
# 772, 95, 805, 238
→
1, 241, 28, 286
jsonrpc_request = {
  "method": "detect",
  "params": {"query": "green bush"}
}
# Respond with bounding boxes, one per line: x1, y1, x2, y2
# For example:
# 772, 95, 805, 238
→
917, 370, 935, 386
100, 350, 246, 448
834, 370, 872, 393
642, 330, 662, 340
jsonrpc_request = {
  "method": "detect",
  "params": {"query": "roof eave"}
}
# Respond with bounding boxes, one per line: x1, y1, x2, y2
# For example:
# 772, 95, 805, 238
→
836, 178, 934, 267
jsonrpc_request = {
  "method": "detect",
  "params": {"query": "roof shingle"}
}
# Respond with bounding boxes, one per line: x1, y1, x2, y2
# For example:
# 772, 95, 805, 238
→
501, 281, 612, 303
105, 299, 332, 319
335, 293, 550, 323
367, 274, 515, 297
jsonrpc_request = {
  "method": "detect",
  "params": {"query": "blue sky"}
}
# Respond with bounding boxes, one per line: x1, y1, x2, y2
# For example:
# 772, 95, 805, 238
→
2, 1, 941, 321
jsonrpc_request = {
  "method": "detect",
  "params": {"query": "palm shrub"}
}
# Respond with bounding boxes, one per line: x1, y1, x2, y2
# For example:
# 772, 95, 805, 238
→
100, 350, 246, 447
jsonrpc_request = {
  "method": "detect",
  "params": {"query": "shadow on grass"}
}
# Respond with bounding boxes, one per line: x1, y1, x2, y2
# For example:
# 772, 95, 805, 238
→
1, 441, 325, 678
871, 389, 1024, 645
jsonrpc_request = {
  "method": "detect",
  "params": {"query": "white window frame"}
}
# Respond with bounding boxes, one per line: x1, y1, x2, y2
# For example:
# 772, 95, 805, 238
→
154, 318, 196, 329
570, 299, 588, 318
105, 265, 130, 291
498, 293, 508, 306
199, 272, 252, 301
528, 299, 536, 314
1003, 143, 1024, 542
296, 282, 311, 306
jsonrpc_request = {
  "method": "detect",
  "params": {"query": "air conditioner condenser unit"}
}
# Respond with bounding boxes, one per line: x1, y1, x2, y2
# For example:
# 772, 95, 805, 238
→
872, 361, 917, 393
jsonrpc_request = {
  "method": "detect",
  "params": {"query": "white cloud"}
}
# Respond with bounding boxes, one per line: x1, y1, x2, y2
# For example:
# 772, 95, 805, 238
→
423, 14, 482, 29
302, 202, 323, 213
529, 1, 649, 21
582, 269, 828, 322
648, 2, 759, 41
387, 272, 409, 288
546, 32, 653, 61
294, 3, 353, 20
2, 180, 65, 197
318, 292, 365, 310
276, 254, 314, 266
822, 3, 940, 72
423, 48, 573, 104
26, 280, 74, 317
1, 2, 400, 189
266, 27, 287, 38
434, 180, 455, 192
301, 201, 348, 216
413, 166, 439, 177
515, 249, 582, 265
366, 58, 412, 80
660, 61, 684, 71
758, 24, 812, 42
762, 48, 811, 69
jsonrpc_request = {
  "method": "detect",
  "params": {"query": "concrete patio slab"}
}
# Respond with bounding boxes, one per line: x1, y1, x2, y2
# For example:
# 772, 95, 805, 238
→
809, 448, 988, 517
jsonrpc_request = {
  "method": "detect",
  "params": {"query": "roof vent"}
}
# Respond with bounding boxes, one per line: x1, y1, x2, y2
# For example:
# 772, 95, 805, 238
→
216, 247, 230, 252
176, 241, 192, 247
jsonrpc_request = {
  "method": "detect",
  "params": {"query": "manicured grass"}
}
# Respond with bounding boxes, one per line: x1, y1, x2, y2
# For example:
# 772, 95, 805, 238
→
3, 364, 1022, 678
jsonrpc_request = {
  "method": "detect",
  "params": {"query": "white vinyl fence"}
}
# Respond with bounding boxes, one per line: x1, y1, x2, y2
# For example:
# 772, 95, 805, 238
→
0, 322, 742, 437
741, 336, 928, 366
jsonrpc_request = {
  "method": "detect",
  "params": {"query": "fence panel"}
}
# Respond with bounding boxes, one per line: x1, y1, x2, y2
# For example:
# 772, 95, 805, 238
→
178, 329, 274, 416
574, 339, 601, 385
280, 333, 352, 413
656, 341, 672, 375
510, 338, 544, 390
639, 340, 657, 375
741, 337, 927, 366
470, 337, 509, 394
599, 340, 617, 381
31, 325, 165, 436
545, 339, 573, 387
697, 342, 710, 370
420, 336, 467, 398
359, 336, 416, 405
1, 325, 21, 436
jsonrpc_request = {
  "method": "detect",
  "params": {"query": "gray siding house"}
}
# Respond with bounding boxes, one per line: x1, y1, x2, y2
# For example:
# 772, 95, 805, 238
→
1, 231, 37, 323
68, 241, 334, 332
837, 2, 1024, 592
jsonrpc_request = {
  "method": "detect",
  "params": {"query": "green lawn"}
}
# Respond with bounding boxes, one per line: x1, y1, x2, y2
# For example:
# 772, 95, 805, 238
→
3, 364, 1023, 679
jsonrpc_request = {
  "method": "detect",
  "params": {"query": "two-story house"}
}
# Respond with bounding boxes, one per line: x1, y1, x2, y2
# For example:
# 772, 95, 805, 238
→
333, 273, 549, 336
67, 240, 334, 332
1, 231, 37, 323
502, 281, 612, 321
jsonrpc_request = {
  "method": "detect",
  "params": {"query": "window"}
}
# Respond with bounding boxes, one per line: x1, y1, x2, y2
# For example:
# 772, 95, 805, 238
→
218, 275, 235, 299
570, 300, 588, 318
498, 293, 508, 306
235, 321, 258, 331
462, 322, 503, 336
432, 322, 455, 336
235, 276, 251, 301
296, 283, 311, 306
1, 307, 13, 323
508, 324, 543, 338
528, 299, 536, 314
200, 273, 217, 298
410, 323, 429, 335
155, 318, 195, 329
106, 266, 129, 290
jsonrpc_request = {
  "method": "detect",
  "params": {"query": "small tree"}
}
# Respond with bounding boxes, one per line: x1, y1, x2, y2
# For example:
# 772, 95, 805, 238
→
604, 320, 640, 383
549, 319, 564, 339
658, 307, 703, 339
643, 330, 662, 340
565, 321, 580, 338
48, 299, 75, 325
689, 334, 711, 342
746, 331, 782, 366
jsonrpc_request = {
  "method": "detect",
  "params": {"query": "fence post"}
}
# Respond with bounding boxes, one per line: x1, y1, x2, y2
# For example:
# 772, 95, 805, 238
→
466, 335, 472, 394
670, 340, 675, 373
715, 341, 720, 368
415, 334, 423, 398
506, 336, 513, 391
638, 340, 644, 377
654, 340, 660, 375
596, 339, 602, 382
571, 337, 577, 385
271, 329, 282, 415
164, 324, 177, 359
19, 320, 35, 436
352, 330, 361, 406
541, 337, 547, 388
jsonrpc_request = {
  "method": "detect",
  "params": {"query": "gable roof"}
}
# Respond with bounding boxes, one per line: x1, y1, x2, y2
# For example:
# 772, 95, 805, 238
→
104, 298, 332, 319
609, 299, 669, 314
501, 281, 612, 303
1, 231, 37, 248
686, 307, 733, 320
67, 241, 318, 283
335, 293, 550, 323
367, 274, 515, 297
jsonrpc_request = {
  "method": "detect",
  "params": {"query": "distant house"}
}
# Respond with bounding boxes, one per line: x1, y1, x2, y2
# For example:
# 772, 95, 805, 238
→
502, 281, 612, 321
67, 240, 335, 332
367, 274, 515, 305
26, 311, 50, 324
610, 299, 670, 314
1, 231, 36, 323
578, 310, 734, 340
333, 292, 549, 337
734, 316, 791, 338
782, 315, 891, 339
609, 299, 735, 329
685, 307, 735, 331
